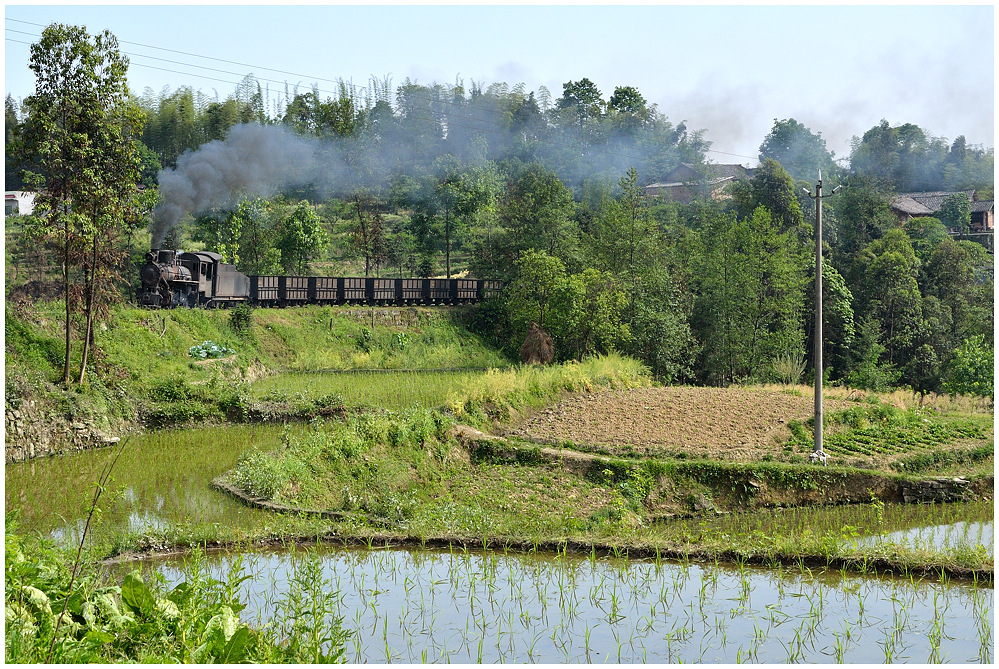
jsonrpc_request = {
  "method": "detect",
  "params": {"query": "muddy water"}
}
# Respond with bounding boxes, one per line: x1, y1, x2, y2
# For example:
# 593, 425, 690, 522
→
143, 545, 993, 663
4, 423, 292, 543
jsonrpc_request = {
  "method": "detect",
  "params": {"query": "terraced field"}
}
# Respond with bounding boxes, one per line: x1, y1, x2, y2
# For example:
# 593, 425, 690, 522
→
507, 386, 993, 472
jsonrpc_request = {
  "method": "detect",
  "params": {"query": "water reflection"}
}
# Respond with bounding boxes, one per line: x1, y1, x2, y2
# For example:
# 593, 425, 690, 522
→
859, 521, 994, 555
5, 424, 291, 543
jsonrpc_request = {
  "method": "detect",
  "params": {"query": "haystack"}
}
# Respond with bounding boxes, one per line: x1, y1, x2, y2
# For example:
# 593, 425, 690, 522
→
520, 322, 555, 364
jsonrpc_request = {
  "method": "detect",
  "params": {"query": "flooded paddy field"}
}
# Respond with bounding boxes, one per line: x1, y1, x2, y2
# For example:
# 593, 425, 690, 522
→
6, 422, 994, 567
4, 423, 302, 545
143, 544, 993, 664
6, 418, 994, 663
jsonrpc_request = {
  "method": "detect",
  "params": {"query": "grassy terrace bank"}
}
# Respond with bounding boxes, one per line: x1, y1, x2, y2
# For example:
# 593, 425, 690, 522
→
5, 302, 510, 458
201, 357, 992, 580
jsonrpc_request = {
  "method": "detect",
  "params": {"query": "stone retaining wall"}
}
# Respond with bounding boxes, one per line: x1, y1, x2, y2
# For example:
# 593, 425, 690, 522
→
5, 398, 124, 463
900, 477, 973, 504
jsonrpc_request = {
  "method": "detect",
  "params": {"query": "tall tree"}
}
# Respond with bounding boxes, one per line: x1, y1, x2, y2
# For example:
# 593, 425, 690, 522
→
851, 228, 923, 369
732, 158, 806, 234
758, 118, 836, 182
555, 78, 603, 130
692, 207, 809, 384
490, 163, 579, 275
606, 86, 649, 134
277, 201, 328, 274
17, 23, 143, 385
937, 192, 972, 233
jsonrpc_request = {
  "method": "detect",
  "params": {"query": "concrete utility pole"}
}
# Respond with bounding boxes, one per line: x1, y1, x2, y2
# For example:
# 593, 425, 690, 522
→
803, 172, 840, 465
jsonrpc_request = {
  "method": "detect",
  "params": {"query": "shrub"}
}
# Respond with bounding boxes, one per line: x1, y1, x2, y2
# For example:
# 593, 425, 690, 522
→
228, 304, 254, 338
229, 450, 287, 500
942, 335, 994, 398
4, 524, 350, 663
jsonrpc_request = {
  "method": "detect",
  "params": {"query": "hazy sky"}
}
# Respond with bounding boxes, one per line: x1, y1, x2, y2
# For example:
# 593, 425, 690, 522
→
4, 3, 994, 166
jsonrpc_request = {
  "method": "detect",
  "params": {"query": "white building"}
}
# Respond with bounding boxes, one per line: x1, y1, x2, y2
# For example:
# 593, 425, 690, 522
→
5, 191, 35, 216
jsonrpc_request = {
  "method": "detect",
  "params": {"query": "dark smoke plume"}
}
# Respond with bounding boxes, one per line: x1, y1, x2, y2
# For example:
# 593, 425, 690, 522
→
152, 123, 322, 246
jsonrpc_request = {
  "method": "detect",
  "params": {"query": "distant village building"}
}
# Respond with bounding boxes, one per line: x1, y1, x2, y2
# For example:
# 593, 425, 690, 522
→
5, 191, 35, 217
890, 190, 994, 232
3, 190, 35, 218
643, 163, 755, 204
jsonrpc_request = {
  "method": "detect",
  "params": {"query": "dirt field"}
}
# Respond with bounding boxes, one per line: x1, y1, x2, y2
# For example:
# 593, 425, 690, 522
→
506, 386, 852, 461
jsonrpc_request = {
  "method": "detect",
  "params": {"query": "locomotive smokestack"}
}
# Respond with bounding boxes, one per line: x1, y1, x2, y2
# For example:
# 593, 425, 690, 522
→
151, 123, 321, 245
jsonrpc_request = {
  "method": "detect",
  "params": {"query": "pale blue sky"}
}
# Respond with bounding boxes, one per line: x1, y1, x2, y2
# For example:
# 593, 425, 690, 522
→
4, 4, 994, 165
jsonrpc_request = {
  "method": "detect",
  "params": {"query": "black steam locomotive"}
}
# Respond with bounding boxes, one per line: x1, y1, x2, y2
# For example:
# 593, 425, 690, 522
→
138, 249, 501, 308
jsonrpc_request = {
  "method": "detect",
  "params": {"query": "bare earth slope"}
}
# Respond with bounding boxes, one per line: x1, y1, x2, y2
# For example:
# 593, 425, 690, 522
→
507, 386, 852, 461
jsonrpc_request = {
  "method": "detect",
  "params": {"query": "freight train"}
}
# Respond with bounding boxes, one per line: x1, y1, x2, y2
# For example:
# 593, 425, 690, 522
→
137, 249, 502, 308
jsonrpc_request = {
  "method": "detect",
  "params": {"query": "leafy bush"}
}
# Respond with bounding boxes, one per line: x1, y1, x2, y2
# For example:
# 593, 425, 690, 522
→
228, 449, 288, 500
4, 524, 350, 663
148, 376, 191, 402
228, 304, 254, 338
942, 335, 994, 398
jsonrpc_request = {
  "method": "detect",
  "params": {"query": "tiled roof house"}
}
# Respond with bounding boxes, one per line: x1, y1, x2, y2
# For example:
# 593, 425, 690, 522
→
643, 163, 755, 204
891, 190, 994, 232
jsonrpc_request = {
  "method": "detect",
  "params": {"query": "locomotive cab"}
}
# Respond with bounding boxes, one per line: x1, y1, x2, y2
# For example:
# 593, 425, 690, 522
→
179, 251, 249, 307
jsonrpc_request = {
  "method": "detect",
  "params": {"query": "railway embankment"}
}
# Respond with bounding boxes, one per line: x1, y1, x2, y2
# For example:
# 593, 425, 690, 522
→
4, 301, 508, 461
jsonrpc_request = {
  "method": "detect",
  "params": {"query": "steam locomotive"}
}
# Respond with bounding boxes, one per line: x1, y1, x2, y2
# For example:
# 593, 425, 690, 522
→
137, 249, 501, 308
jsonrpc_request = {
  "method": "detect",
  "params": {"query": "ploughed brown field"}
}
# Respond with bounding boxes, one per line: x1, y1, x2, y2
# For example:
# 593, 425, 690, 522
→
506, 386, 852, 461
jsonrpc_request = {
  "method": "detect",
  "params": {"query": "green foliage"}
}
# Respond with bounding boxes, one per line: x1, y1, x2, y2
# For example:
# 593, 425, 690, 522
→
942, 335, 994, 398
785, 400, 990, 461
845, 317, 901, 391
849, 119, 951, 192
17, 22, 146, 386
228, 303, 254, 338
692, 206, 809, 384
144, 376, 251, 427
487, 163, 580, 275
732, 158, 806, 233
407, 155, 498, 277
504, 249, 570, 334
227, 409, 457, 508
502, 250, 630, 361
936, 192, 972, 233
852, 228, 922, 368
4, 525, 350, 663
277, 201, 329, 274
758, 118, 836, 182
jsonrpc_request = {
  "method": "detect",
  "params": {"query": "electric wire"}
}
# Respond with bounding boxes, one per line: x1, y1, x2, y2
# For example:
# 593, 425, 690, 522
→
5, 20, 759, 163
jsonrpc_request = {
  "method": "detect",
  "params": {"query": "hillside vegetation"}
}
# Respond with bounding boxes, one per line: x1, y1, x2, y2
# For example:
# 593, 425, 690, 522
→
4, 301, 511, 445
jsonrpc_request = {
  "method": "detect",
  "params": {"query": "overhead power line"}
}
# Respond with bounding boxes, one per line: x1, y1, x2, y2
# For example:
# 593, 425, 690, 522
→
5, 20, 760, 163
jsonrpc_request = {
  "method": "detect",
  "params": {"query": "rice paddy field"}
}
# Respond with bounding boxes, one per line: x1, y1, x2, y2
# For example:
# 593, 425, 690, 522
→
5, 354, 993, 664
141, 543, 993, 664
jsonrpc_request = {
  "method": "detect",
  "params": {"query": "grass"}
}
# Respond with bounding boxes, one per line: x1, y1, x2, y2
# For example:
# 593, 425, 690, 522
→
212, 385, 993, 579
5, 302, 514, 432
252, 370, 491, 412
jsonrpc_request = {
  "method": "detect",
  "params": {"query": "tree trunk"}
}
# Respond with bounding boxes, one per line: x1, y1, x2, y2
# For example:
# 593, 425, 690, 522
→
355, 196, 370, 276
77, 236, 98, 385
62, 225, 72, 387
